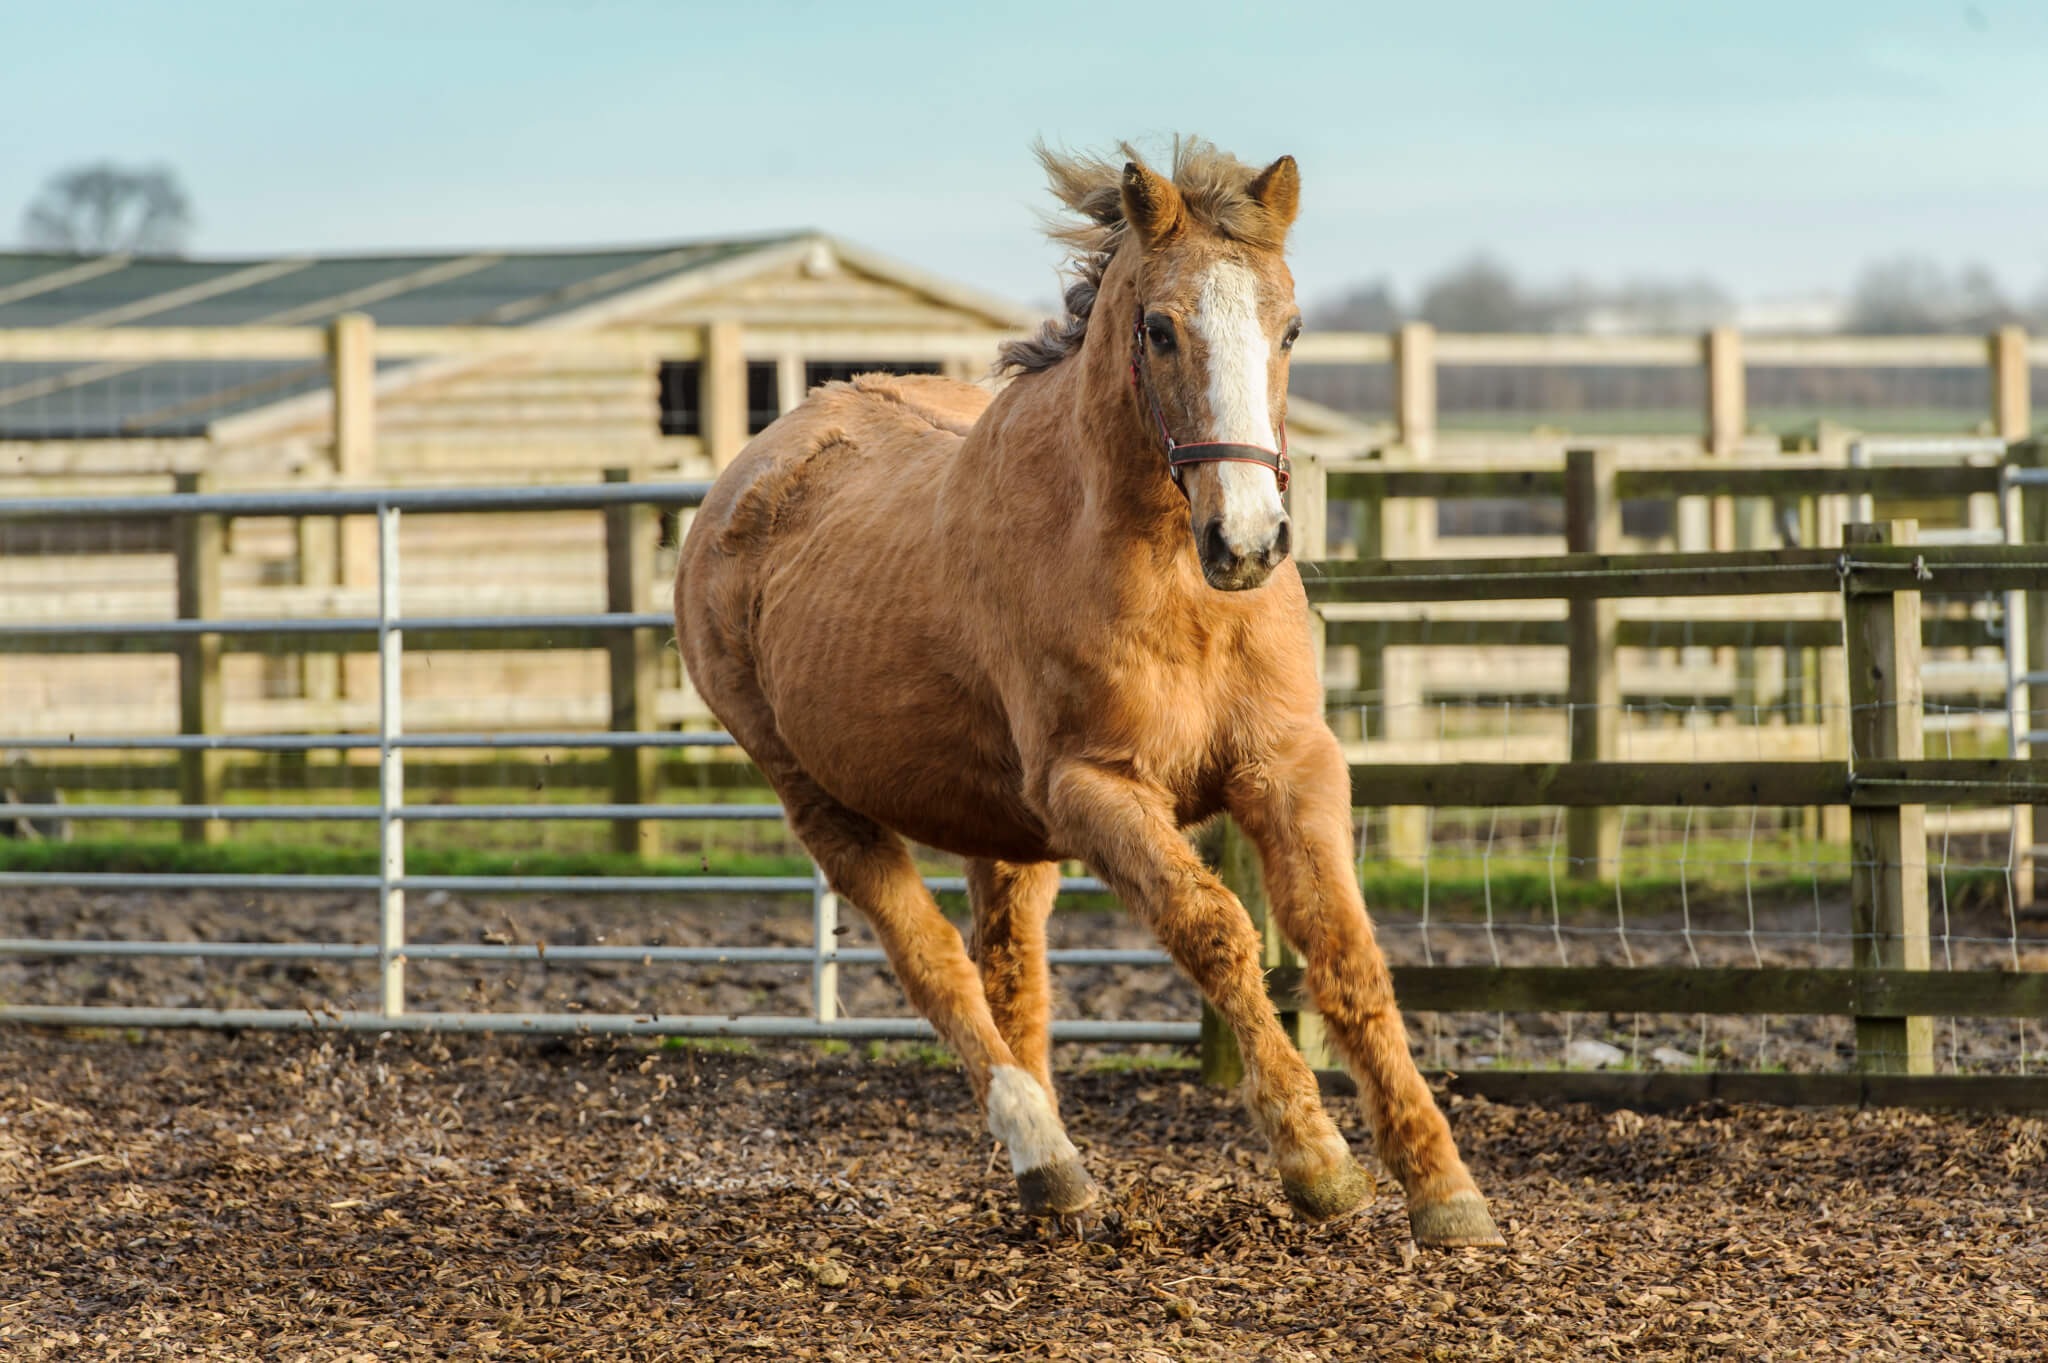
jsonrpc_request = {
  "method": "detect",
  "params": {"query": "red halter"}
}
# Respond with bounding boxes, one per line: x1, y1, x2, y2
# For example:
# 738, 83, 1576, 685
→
1128, 314, 1290, 495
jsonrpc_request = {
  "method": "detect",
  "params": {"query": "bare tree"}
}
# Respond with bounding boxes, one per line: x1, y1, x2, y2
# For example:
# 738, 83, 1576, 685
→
21, 163, 192, 256
1846, 256, 2019, 333
1418, 256, 1535, 331
1309, 277, 1404, 331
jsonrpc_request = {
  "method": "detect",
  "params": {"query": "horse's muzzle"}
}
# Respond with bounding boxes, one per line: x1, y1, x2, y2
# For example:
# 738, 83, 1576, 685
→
1198, 514, 1290, 591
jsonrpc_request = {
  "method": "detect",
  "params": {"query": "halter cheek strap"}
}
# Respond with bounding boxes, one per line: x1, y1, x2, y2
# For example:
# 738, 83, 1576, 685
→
1129, 316, 1290, 495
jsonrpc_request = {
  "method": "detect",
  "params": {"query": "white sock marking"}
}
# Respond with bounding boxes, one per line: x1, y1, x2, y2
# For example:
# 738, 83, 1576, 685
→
985, 1065, 1077, 1176
1193, 261, 1286, 552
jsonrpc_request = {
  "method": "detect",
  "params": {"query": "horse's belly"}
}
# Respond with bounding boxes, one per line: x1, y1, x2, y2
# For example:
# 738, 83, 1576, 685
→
765, 652, 1050, 863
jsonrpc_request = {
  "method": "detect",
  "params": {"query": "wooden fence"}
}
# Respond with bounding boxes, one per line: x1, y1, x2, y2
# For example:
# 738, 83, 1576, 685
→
1288, 322, 2034, 457
1202, 495, 2048, 1104
6, 319, 2046, 1105
1317, 442, 2037, 860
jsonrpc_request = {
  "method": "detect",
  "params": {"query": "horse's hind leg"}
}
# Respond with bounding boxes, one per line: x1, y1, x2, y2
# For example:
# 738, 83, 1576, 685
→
786, 801, 1094, 1214
684, 622, 1092, 1212
967, 858, 1061, 1106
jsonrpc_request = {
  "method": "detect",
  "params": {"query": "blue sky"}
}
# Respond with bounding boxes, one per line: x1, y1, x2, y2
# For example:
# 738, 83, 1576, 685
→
5, 1, 2044, 310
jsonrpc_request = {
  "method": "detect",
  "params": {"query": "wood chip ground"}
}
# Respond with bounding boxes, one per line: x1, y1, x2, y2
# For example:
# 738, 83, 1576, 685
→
1, 1030, 2042, 1360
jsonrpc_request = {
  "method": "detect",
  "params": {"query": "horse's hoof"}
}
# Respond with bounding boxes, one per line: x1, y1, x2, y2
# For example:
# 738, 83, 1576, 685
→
1017, 1158, 1098, 1217
1282, 1158, 1374, 1223
1409, 1191, 1506, 1248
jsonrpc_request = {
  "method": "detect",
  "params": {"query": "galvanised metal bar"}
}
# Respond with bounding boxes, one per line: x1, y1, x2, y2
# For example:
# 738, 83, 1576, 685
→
0, 803, 788, 822
0, 476, 1149, 1045
812, 863, 840, 1026
0, 872, 1110, 895
0, 1006, 1200, 1043
0, 941, 1170, 967
0, 798, 786, 818
0, 482, 713, 520
3, 612, 674, 639
376, 504, 405, 1018
0, 732, 736, 750
0, 872, 388, 892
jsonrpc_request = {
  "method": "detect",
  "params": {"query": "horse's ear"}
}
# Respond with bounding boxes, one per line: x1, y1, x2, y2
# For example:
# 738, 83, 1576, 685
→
1247, 155, 1300, 235
1121, 161, 1185, 247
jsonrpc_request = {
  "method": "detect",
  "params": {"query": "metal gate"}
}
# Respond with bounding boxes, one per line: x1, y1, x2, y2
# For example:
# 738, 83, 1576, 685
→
0, 481, 1191, 1043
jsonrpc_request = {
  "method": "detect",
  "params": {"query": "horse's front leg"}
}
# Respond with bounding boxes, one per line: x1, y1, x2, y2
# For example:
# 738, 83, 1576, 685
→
1044, 759, 1371, 1221
1229, 725, 1505, 1248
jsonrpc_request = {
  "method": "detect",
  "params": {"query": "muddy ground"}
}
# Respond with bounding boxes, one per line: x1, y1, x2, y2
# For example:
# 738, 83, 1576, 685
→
1, 1028, 2043, 1360
4, 887, 2044, 1072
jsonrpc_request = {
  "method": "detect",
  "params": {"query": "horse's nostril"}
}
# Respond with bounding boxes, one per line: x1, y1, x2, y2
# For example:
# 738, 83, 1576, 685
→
1270, 517, 1292, 563
1202, 517, 1231, 566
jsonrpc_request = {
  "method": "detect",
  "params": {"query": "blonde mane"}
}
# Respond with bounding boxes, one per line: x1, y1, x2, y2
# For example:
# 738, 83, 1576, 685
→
996, 137, 1287, 376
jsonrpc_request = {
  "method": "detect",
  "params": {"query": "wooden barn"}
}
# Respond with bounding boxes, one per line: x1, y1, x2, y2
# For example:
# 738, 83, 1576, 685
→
0, 232, 1048, 478
0, 235, 1371, 742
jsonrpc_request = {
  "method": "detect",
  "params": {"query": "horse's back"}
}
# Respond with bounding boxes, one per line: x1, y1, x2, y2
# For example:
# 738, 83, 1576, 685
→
687, 372, 985, 564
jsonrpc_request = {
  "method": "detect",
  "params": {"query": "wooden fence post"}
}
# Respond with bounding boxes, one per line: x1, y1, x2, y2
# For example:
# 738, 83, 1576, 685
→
1330, 476, 1377, 744
774, 348, 806, 417
605, 468, 660, 857
702, 319, 746, 471
1844, 520, 1932, 1075
2016, 439, 2048, 903
173, 472, 224, 845
1992, 326, 2030, 444
1383, 322, 1435, 865
1992, 332, 2033, 902
1566, 448, 1620, 880
1292, 449, 1329, 686
329, 313, 377, 703
1200, 819, 1330, 1087
1815, 425, 1855, 846
1704, 327, 1744, 550
296, 512, 338, 708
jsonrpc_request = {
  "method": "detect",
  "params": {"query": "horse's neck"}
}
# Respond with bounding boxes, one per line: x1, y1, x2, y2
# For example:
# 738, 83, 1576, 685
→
973, 332, 1190, 559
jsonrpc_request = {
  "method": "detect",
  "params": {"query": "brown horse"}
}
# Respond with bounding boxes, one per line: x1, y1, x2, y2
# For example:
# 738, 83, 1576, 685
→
676, 138, 1502, 1248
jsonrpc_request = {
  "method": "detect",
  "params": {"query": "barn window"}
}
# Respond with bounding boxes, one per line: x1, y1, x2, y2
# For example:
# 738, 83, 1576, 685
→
746, 363, 778, 434
804, 359, 942, 390
657, 360, 700, 436
660, 358, 946, 438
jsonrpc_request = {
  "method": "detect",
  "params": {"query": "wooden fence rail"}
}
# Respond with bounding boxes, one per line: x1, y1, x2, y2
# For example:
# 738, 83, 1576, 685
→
1273, 966, 2048, 1020
1203, 507, 2048, 1089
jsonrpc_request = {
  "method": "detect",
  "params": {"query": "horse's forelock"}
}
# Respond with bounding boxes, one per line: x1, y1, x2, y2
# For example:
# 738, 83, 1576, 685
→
996, 136, 1287, 377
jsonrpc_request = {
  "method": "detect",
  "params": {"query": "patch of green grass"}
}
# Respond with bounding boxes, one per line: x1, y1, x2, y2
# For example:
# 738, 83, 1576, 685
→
657, 1036, 753, 1055
1083, 1052, 1199, 1075
0, 836, 811, 883
813, 1039, 851, 1057
856, 1040, 954, 1068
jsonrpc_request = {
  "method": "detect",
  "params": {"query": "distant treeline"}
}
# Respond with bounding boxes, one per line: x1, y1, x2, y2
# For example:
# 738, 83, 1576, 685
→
1291, 362, 2019, 428
1295, 255, 2044, 429
1310, 255, 2048, 337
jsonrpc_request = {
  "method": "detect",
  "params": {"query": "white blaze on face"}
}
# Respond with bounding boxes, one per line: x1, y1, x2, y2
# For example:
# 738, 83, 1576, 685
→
1192, 260, 1287, 551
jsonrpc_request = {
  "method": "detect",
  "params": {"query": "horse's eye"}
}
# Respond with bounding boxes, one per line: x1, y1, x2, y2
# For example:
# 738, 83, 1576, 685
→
1281, 319, 1302, 352
1144, 316, 1176, 351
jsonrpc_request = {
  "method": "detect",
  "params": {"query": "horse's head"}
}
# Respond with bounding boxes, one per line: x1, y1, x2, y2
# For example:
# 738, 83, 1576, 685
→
1120, 151, 1301, 591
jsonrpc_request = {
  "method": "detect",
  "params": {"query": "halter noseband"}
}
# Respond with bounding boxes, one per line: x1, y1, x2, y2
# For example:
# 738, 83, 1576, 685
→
1128, 314, 1290, 495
